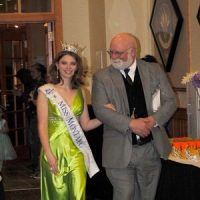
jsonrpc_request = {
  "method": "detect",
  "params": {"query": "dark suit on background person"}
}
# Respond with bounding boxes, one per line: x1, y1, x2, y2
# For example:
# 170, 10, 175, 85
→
92, 32, 177, 200
0, 179, 5, 200
29, 63, 46, 178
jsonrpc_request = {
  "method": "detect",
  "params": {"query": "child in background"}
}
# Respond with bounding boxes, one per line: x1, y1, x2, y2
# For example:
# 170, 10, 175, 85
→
0, 106, 17, 177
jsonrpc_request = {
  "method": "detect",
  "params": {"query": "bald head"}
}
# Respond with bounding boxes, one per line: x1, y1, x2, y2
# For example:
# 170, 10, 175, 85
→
110, 32, 137, 50
109, 33, 137, 70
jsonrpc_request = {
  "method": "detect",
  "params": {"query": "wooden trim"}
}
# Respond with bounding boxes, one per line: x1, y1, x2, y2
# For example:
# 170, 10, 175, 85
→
17, 0, 21, 13
173, 87, 186, 92
168, 108, 187, 138
53, 0, 63, 53
26, 25, 32, 67
0, 0, 63, 52
51, 0, 55, 16
173, 107, 187, 119
0, 13, 56, 23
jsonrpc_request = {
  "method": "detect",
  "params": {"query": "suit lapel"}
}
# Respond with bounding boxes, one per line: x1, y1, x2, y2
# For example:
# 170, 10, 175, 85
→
137, 60, 152, 113
108, 61, 152, 115
109, 67, 130, 114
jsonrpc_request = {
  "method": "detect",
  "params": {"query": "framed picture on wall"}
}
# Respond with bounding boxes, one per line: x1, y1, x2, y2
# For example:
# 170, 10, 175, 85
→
197, 5, 200, 25
150, 0, 183, 72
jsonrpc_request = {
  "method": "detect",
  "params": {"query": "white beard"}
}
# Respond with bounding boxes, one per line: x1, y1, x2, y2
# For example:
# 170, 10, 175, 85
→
111, 54, 133, 70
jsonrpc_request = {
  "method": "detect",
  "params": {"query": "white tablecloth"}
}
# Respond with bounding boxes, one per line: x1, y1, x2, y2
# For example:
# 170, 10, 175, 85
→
168, 154, 200, 168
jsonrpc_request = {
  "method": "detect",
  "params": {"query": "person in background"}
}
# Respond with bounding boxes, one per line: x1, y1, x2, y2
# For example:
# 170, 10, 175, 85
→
0, 176, 5, 200
0, 106, 17, 189
37, 47, 102, 200
29, 63, 47, 179
92, 32, 177, 200
141, 54, 158, 63
14, 68, 35, 112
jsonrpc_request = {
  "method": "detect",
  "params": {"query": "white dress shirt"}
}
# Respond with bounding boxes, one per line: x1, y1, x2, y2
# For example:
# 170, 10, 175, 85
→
120, 59, 137, 81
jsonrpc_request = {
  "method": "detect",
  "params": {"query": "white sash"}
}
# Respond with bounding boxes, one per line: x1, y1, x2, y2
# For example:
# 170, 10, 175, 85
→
40, 84, 99, 178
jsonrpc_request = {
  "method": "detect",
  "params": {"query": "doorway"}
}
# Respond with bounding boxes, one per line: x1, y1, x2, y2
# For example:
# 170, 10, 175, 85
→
0, 22, 54, 160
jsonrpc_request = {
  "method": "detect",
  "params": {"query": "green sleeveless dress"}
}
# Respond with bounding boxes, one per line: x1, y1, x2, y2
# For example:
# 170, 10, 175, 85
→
40, 89, 86, 200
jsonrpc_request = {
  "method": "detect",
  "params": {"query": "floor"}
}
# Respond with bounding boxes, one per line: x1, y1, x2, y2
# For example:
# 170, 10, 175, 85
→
3, 161, 40, 200
1, 161, 113, 200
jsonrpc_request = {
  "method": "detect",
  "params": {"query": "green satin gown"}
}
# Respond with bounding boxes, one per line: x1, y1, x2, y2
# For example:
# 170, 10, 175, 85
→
40, 89, 86, 200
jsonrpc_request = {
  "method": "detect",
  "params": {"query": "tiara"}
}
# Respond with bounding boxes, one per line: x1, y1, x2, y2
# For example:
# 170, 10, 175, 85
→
61, 42, 85, 55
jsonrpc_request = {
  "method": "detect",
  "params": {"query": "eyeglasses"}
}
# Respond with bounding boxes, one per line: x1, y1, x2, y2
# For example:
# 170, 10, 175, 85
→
107, 48, 132, 57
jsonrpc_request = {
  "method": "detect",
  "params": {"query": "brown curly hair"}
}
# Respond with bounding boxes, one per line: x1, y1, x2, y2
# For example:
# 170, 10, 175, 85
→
48, 50, 84, 89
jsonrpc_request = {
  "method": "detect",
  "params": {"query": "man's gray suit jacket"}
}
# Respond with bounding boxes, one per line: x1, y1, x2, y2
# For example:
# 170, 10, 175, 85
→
92, 59, 177, 168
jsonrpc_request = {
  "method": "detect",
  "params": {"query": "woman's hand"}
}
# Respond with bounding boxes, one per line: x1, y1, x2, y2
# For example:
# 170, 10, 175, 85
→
46, 153, 59, 175
104, 103, 116, 111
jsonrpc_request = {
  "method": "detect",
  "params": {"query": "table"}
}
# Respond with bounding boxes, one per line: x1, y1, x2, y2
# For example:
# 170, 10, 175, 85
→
155, 159, 200, 200
86, 106, 200, 200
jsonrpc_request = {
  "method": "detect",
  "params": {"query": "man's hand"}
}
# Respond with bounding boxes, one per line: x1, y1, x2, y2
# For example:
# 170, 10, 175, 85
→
143, 116, 156, 130
129, 118, 151, 138
129, 116, 156, 138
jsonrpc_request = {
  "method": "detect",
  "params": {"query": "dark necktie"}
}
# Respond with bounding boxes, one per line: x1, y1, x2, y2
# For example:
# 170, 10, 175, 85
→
124, 68, 138, 143
124, 68, 132, 85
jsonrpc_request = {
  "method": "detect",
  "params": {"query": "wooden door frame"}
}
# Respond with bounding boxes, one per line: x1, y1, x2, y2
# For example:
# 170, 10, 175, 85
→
0, 0, 63, 53
0, 0, 63, 160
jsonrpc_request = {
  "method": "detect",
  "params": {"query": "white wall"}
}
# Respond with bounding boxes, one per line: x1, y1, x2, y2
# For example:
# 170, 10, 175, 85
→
105, 0, 154, 63
61, 1, 155, 90
189, 0, 200, 71
61, 0, 200, 107
61, 0, 91, 66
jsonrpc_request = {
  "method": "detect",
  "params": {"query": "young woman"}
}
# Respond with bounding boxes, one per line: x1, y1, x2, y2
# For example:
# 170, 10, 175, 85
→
37, 48, 102, 200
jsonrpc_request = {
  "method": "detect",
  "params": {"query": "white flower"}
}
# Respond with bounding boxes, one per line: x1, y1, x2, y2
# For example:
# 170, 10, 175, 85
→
181, 72, 198, 85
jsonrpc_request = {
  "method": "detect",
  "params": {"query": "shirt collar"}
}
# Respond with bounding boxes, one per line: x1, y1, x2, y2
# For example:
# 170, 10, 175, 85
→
120, 59, 137, 79
129, 59, 137, 74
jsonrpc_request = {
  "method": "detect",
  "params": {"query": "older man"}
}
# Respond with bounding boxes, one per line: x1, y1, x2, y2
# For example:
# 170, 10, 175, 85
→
92, 32, 176, 200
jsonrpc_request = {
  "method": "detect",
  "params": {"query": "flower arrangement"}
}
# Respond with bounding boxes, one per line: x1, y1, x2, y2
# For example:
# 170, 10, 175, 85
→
181, 72, 200, 88
181, 71, 200, 97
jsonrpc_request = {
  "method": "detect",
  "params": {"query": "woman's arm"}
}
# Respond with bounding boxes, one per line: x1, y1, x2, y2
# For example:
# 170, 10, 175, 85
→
37, 90, 58, 174
79, 89, 102, 132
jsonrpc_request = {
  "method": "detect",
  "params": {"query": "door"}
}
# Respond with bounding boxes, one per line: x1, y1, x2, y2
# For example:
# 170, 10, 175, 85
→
0, 23, 54, 160
0, 0, 62, 161
0, 25, 29, 160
